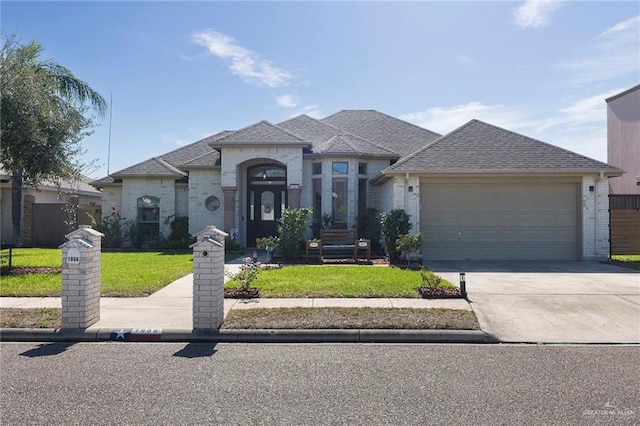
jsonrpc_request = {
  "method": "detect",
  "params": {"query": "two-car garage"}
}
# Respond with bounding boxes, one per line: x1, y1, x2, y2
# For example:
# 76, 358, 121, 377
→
419, 178, 580, 261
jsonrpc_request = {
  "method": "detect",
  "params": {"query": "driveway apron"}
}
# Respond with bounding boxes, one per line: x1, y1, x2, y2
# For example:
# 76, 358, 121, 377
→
426, 261, 640, 343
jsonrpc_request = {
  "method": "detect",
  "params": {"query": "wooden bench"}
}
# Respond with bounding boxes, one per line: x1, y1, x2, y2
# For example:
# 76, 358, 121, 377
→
306, 229, 371, 262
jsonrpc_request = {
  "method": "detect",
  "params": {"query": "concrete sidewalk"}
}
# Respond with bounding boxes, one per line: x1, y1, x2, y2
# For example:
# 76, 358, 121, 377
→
0, 273, 472, 330
1, 258, 488, 343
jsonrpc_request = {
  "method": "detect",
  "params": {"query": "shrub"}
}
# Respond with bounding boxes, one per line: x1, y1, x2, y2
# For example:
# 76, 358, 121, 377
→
225, 239, 243, 254
381, 209, 412, 260
229, 256, 261, 290
420, 266, 445, 289
168, 216, 189, 242
277, 207, 313, 258
88, 212, 128, 248
356, 207, 382, 252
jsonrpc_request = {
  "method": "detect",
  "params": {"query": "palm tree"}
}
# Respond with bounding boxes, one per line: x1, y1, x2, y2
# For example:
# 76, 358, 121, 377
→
0, 37, 107, 245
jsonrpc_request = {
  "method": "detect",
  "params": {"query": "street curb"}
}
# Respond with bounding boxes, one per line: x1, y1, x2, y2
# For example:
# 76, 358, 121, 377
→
0, 328, 499, 344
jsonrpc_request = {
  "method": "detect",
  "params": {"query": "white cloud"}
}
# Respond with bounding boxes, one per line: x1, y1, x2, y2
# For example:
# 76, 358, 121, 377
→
400, 102, 531, 135
400, 90, 622, 162
290, 104, 322, 119
192, 30, 292, 88
514, 0, 562, 28
556, 15, 640, 85
276, 94, 298, 108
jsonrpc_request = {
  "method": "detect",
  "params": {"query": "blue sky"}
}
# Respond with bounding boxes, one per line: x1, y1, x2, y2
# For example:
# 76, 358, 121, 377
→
3, 1, 639, 178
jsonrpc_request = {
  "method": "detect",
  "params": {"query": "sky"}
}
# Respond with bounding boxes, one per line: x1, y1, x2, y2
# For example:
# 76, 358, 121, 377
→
3, 1, 639, 179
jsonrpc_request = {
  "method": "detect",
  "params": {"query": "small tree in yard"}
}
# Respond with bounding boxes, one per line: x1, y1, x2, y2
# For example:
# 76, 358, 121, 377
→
1, 36, 106, 244
277, 207, 312, 259
381, 209, 412, 261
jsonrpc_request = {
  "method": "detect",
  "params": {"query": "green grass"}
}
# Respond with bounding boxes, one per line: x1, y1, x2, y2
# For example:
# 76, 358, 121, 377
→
225, 265, 454, 298
610, 255, 640, 270
1, 248, 193, 297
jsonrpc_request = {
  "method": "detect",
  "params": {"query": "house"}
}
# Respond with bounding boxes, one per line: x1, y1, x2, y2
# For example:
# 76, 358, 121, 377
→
0, 170, 102, 247
92, 110, 622, 261
606, 84, 640, 255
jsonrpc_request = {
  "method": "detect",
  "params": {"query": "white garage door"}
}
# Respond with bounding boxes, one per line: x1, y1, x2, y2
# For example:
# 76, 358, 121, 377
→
420, 181, 579, 261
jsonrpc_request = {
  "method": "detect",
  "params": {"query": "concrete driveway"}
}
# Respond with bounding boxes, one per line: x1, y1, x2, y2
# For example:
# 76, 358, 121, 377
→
426, 261, 640, 343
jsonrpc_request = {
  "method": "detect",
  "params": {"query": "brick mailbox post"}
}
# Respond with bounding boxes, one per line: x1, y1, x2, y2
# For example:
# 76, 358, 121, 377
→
191, 226, 228, 330
60, 226, 104, 329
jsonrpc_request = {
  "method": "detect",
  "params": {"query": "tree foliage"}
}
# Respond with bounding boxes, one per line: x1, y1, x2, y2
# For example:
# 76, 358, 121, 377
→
0, 36, 106, 244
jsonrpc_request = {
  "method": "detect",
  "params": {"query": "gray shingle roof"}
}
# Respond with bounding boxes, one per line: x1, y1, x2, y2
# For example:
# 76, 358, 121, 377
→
278, 114, 342, 144
113, 157, 187, 177
94, 132, 228, 183
212, 120, 307, 145
279, 114, 398, 157
387, 119, 623, 174
180, 151, 220, 168
321, 110, 441, 157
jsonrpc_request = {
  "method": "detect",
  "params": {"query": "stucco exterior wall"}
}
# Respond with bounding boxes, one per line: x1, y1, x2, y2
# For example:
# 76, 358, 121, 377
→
607, 86, 640, 194
188, 169, 224, 235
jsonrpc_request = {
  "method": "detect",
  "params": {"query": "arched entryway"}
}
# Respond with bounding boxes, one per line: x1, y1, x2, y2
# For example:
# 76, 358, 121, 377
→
246, 163, 287, 246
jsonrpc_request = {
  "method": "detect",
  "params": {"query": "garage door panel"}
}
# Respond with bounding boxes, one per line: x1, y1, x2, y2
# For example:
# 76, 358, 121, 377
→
420, 182, 578, 261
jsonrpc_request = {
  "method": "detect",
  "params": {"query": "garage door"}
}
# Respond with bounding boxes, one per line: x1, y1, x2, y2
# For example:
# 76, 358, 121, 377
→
420, 181, 579, 261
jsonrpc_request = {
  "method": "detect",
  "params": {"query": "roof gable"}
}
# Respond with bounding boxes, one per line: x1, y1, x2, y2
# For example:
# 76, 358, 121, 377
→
212, 120, 307, 146
321, 110, 441, 157
387, 119, 622, 174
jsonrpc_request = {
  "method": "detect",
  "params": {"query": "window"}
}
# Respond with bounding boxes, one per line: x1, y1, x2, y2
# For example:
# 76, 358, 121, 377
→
312, 162, 322, 175
332, 179, 347, 226
358, 179, 368, 217
332, 162, 348, 175
358, 162, 367, 175
204, 195, 221, 213
313, 179, 322, 224
137, 196, 160, 239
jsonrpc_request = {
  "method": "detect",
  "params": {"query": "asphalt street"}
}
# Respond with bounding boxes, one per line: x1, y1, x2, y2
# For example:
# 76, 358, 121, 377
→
1, 343, 639, 425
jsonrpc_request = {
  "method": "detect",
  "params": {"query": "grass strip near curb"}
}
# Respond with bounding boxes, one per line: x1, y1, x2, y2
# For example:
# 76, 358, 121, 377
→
222, 307, 479, 330
0, 249, 193, 297
1, 307, 479, 330
0, 308, 62, 329
225, 265, 454, 298
609, 255, 640, 271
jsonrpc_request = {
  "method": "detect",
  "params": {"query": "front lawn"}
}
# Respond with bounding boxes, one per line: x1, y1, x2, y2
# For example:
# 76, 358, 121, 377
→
225, 265, 455, 298
0, 248, 193, 297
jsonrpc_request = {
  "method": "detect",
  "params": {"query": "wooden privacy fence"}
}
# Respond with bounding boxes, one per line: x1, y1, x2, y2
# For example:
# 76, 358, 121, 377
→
610, 195, 640, 255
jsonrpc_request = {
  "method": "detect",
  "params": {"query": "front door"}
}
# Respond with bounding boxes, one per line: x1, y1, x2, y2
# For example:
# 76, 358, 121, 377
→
246, 164, 287, 246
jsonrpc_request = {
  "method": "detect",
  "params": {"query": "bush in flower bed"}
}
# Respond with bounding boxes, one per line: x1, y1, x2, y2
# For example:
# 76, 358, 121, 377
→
418, 266, 463, 299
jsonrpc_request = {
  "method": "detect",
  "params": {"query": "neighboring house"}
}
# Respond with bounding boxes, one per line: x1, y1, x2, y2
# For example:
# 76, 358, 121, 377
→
93, 110, 622, 261
0, 170, 102, 247
606, 84, 640, 255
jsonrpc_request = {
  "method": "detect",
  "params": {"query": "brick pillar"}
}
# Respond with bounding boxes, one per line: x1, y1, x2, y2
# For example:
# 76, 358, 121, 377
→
222, 187, 236, 235
191, 226, 228, 330
60, 226, 104, 329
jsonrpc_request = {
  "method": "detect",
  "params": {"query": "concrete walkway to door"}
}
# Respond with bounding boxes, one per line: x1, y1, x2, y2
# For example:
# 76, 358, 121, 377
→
427, 261, 640, 343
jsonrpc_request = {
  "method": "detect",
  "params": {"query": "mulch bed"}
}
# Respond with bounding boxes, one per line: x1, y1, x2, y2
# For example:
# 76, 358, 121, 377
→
224, 288, 260, 299
271, 256, 388, 265
418, 286, 464, 299
1, 267, 61, 275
